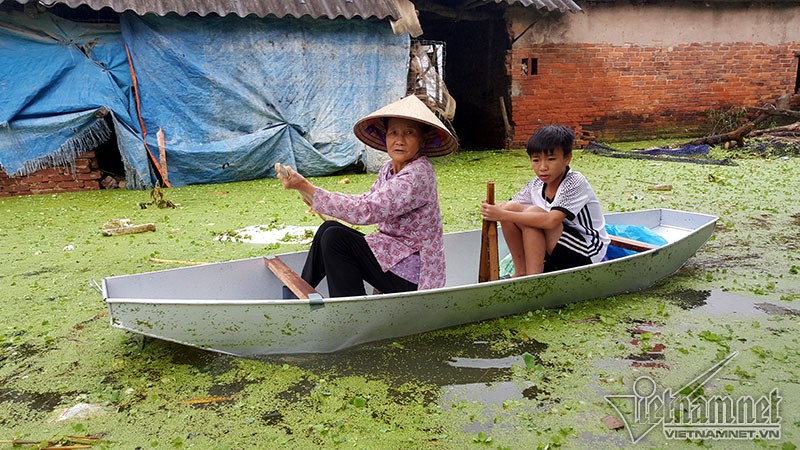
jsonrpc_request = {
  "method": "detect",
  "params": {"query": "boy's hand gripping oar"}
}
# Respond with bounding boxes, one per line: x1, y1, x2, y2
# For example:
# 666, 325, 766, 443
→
478, 181, 499, 282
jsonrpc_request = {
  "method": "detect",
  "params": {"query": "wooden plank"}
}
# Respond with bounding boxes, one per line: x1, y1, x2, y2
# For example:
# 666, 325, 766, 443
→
478, 181, 499, 282
263, 256, 320, 300
149, 258, 207, 266
157, 128, 169, 186
609, 235, 658, 252
101, 223, 156, 236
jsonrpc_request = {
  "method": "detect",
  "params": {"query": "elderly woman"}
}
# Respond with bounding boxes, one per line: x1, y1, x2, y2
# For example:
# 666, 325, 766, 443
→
279, 95, 457, 297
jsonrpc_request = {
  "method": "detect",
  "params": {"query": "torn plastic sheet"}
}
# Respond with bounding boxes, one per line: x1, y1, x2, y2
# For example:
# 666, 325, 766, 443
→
1, 8, 409, 188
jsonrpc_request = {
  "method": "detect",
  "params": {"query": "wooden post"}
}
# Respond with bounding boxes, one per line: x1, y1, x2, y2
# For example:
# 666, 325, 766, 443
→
499, 97, 512, 149
157, 128, 169, 187
478, 181, 499, 282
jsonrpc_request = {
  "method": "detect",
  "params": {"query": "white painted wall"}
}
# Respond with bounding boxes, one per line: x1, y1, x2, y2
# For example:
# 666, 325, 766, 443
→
511, 3, 800, 46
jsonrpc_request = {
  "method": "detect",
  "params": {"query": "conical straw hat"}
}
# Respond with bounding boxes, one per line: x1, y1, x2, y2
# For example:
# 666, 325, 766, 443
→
353, 95, 458, 157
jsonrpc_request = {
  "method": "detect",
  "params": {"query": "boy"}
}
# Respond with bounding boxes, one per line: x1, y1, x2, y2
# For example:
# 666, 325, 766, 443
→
480, 125, 609, 276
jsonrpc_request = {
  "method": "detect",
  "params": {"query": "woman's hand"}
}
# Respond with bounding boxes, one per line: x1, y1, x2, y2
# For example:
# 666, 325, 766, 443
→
480, 200, 505, 222
277, 165, 302, 189
278, 165, 315, 206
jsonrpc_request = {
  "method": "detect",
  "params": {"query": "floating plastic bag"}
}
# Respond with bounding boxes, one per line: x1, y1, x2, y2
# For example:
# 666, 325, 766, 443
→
499, 254, 515, 279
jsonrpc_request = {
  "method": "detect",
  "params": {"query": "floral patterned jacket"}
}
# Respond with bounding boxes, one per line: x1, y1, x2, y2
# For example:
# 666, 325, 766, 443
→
311, 156, 446, 290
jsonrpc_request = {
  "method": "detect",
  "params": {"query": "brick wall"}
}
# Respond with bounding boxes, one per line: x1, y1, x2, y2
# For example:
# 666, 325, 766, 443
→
509, 42, 800, 147
0, 151, 102, 197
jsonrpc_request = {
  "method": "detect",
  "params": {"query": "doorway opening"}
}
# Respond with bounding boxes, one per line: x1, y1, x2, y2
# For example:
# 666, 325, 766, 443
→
416, 4, 512, 150
94, 115, 127, 189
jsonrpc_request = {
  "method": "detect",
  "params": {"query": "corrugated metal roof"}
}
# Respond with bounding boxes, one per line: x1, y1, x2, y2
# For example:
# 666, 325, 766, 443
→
2, 0, 581, 16
16, 0, 403, 19
498, 0, 582, 13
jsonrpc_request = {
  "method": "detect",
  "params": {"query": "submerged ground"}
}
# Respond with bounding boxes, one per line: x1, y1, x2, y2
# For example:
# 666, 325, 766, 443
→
0, 146, 798, 449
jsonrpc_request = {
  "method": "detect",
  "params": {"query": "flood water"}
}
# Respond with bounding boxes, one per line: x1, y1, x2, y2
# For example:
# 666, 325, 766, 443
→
259, 333, 549, 404
664, 288, 799, 317
145, 289, 798, 413
1, 286, 794, 448
29, 288, 787, 439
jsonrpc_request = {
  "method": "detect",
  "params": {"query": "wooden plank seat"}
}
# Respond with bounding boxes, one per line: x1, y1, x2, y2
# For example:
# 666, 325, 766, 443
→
263, 255, 322, 301
609, 235, 659, 253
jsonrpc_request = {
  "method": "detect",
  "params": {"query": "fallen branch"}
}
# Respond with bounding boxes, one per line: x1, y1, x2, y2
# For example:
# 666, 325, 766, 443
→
149, 258, 208, 265
0, 444, 91, 450
685, 103, 800, 148
139, 185, 176, 209
748, 121, 800, 137
748, 106, 800, 122
686, 122, 754, 147
0, 434, 105, 449
183, 395, 231, 404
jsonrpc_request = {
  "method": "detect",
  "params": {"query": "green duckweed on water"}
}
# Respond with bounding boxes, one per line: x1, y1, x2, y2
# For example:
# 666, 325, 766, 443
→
0, 148, 798, 449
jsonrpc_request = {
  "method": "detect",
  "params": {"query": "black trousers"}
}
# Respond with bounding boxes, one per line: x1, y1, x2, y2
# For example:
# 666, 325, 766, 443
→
301, 221, 417, 297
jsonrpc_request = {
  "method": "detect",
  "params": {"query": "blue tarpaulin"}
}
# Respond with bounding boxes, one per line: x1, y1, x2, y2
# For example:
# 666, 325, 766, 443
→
0, 10, 147, 186
604, 224, 669, 260
636, 144, 709, 157
0, 9, 408, 188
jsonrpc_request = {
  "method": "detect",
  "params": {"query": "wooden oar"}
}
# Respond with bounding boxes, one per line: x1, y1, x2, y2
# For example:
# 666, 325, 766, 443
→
478, 181, 499, 282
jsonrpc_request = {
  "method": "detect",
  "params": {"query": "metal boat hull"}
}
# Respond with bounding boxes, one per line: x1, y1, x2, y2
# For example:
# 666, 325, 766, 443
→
103, 209, 717, 356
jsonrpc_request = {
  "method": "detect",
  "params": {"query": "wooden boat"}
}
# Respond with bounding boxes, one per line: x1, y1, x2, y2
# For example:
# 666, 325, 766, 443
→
102, 208, 717, 356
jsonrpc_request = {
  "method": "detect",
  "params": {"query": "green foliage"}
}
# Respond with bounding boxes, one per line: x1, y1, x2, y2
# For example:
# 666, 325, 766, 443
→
706, 106, 748, 135
522, 352, 536, 370
350, 396, 367, 408
473, 431, 492, 444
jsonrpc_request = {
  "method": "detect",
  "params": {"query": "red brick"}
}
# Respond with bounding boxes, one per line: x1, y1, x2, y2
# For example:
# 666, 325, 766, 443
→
509, 41, 796, 144
75, 171, 101, 181
0, 151, 104, 197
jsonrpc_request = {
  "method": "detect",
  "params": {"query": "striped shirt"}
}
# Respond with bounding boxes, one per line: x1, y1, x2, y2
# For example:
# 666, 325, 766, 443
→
511, 167, 609, 262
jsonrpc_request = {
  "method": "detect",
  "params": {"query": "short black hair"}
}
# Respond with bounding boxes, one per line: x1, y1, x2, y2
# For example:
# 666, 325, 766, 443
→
526, 125, 575, 157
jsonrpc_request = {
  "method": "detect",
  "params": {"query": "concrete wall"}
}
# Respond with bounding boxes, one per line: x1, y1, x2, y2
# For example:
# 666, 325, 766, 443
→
508, 2, 800, 145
